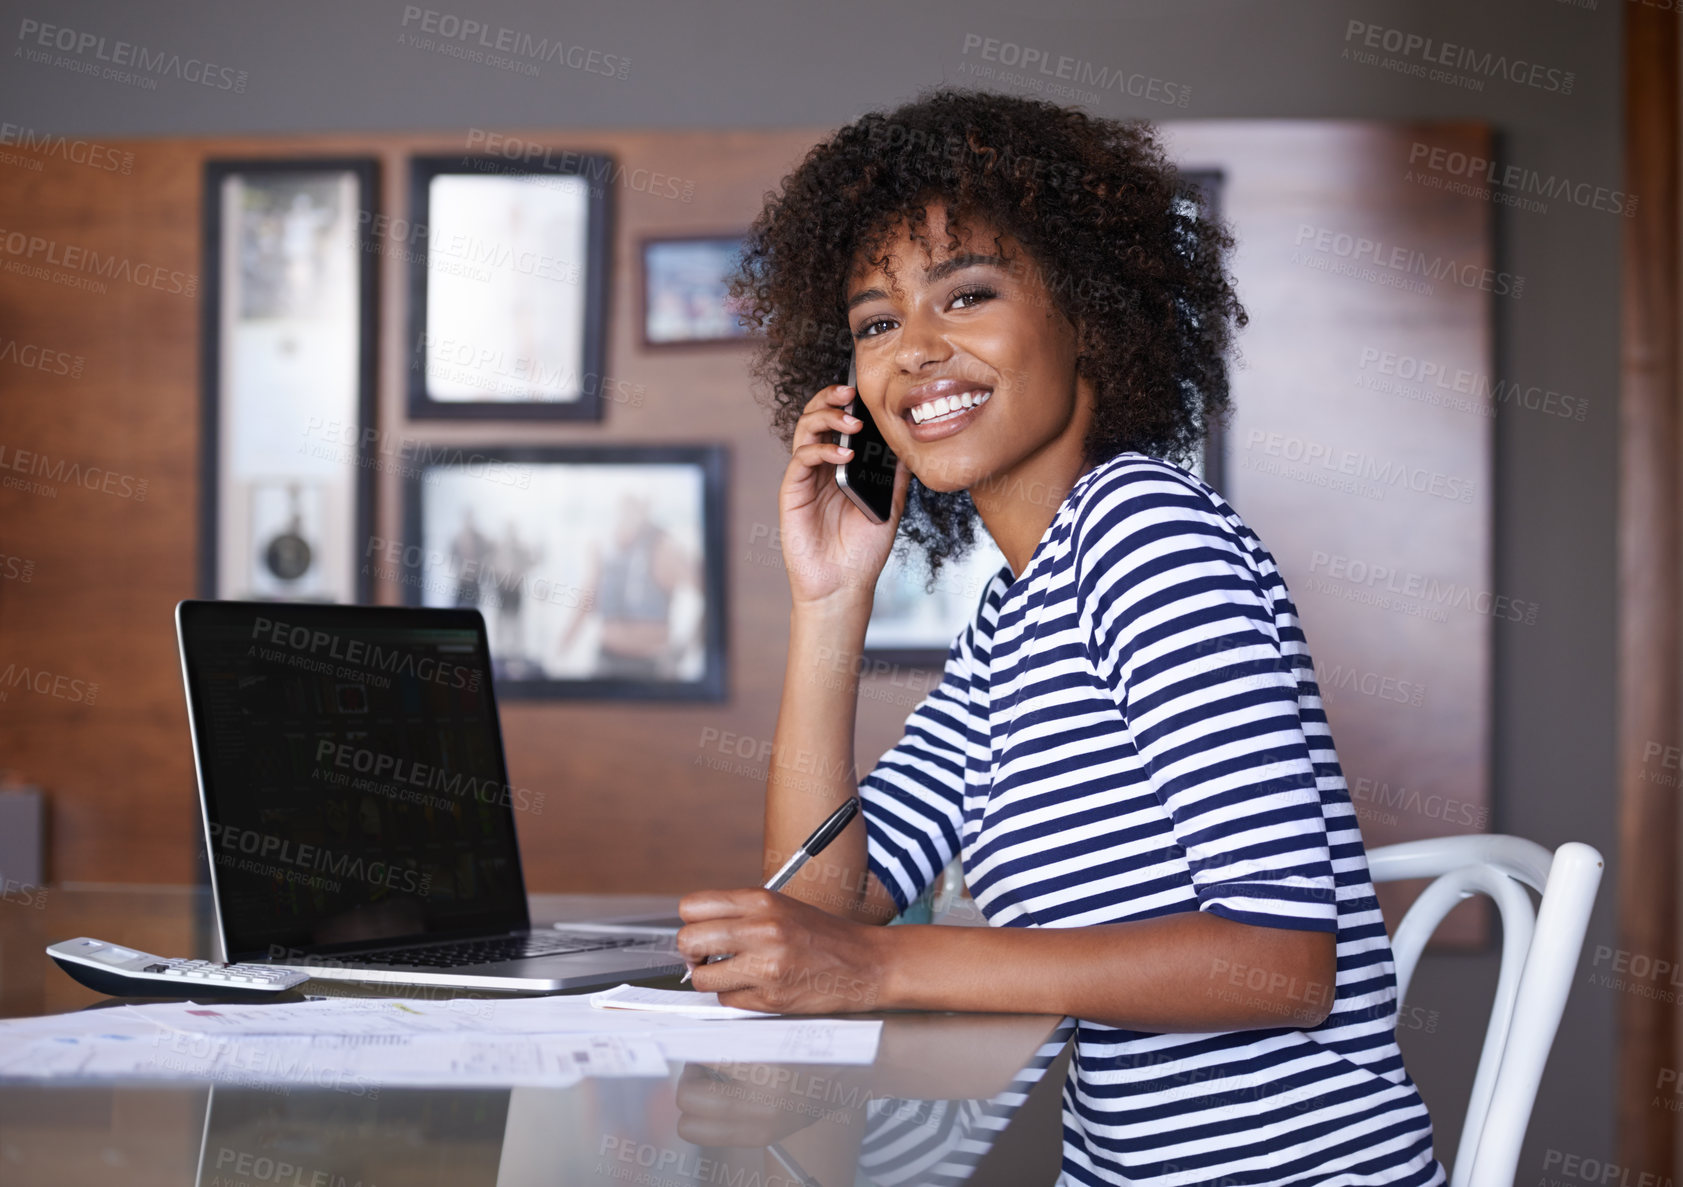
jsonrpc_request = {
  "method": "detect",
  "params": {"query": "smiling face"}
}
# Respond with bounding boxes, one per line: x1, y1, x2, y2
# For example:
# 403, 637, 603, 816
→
844, 203, 1093, 503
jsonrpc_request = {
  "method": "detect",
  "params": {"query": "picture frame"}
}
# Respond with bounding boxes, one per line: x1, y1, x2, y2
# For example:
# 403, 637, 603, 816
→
863, 538, 1010, 666
638, 232, 757, 347
200, 157, 379, 603
400, 444, 728, 701
407, 152, 613, 420
1180, 167, 1227, 494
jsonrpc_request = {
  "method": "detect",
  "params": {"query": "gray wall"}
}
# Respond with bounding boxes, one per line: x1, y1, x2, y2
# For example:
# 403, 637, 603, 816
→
0, 0, 1622, 1176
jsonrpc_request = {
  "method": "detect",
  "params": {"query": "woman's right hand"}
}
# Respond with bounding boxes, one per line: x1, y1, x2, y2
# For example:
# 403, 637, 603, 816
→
779, 382, 911, 610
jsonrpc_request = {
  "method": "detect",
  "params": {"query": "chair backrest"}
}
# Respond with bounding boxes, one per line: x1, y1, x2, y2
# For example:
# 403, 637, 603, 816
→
1365, 834, 1603, 1187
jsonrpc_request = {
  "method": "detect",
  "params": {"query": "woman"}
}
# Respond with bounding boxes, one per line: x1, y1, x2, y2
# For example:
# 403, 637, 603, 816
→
679, 86, 1446, 1186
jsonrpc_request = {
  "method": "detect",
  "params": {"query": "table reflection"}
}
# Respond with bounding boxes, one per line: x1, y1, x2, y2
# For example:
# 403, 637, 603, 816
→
1, 1014, 1070, 1187
0, 888, 1069, 1186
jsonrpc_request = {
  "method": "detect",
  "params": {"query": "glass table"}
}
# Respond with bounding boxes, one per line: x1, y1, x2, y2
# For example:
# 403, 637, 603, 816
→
0, 885, 1072, 1186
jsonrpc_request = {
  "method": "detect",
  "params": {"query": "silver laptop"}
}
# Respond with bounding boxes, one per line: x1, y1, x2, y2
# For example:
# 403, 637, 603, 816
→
176, 599, 687, 992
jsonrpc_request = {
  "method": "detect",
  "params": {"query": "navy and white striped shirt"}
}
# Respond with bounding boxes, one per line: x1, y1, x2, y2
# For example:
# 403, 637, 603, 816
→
859, 1020, 1075, 1184
858, 451, 1446, 1187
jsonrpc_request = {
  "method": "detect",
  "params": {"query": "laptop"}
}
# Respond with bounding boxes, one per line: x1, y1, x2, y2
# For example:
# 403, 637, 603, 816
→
175, 599, 688, 992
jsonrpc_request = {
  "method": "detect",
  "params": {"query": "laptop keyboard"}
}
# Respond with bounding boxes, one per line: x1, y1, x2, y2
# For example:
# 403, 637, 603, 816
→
353, 931, 652, 969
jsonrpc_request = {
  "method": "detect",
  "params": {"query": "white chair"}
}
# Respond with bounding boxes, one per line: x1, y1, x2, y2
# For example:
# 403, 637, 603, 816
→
1366, 834, 1604, 1187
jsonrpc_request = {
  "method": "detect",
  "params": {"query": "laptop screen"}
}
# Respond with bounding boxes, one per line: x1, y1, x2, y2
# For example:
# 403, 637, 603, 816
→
177, 601, 530, 961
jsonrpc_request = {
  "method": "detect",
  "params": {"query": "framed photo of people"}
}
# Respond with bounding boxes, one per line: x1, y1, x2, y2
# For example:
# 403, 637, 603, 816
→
200, 157, 379, 603
407, 153, 613, 420
402, 444, 728, 701
638, 233, 757, 347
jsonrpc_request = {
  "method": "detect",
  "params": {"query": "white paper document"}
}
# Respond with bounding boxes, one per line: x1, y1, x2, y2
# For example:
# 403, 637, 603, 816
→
653, 1020, 882, 1065
0, 989, 884, 1083
139, 996, 511, 1036
136, 994, 717, 1037
0, 1028, 669, 1088
589, 983, 777, 1019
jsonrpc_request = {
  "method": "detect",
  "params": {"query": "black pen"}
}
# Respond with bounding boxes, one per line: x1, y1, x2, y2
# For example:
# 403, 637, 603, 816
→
680, 797, 861, 984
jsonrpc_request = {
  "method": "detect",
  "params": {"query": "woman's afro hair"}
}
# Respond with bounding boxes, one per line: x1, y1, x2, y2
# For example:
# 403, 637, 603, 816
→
725, 85, 1247, 588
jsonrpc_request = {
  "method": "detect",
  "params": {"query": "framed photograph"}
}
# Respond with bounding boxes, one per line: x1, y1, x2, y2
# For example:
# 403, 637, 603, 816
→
864, 538, 1010, 666
407, 153, 613, 420
1179, 167, 1227, 494
402, 445, 728, 701
639, 233, 757, 347
200, 157, 378, 602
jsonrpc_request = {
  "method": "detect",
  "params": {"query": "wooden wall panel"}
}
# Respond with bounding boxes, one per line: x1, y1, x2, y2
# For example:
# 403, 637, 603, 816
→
0, 126, 845, 892
1617, 3, 1680, 1176
0, 120, 1499, 913
1161, 121, 1496, 944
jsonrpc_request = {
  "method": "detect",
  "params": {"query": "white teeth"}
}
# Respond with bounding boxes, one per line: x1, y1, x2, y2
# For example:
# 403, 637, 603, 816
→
910, 389, 991, 424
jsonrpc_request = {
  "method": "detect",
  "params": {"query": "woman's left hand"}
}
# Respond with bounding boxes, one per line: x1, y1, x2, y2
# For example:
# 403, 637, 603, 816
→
676, 889, 891, 1014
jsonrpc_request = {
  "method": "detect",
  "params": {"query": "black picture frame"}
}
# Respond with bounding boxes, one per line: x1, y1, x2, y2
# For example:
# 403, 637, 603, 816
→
638, 231, 759, 348
406, 152, 614, 421
1180, 167, 1228, 494
199, 156, 379, 603
400, 443, 728, 701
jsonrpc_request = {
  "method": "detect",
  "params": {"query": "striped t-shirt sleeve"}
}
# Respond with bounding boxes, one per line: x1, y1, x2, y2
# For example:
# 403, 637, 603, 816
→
857, 617, 977, 915
1074, 468, 1337, 932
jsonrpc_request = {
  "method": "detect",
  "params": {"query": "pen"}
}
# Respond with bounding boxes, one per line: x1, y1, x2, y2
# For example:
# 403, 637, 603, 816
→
680, 797, 861, 984
768, 1141, 824, 1187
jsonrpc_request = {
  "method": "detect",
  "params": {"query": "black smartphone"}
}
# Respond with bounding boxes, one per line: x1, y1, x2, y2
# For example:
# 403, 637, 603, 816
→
834, 355, 898, 524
